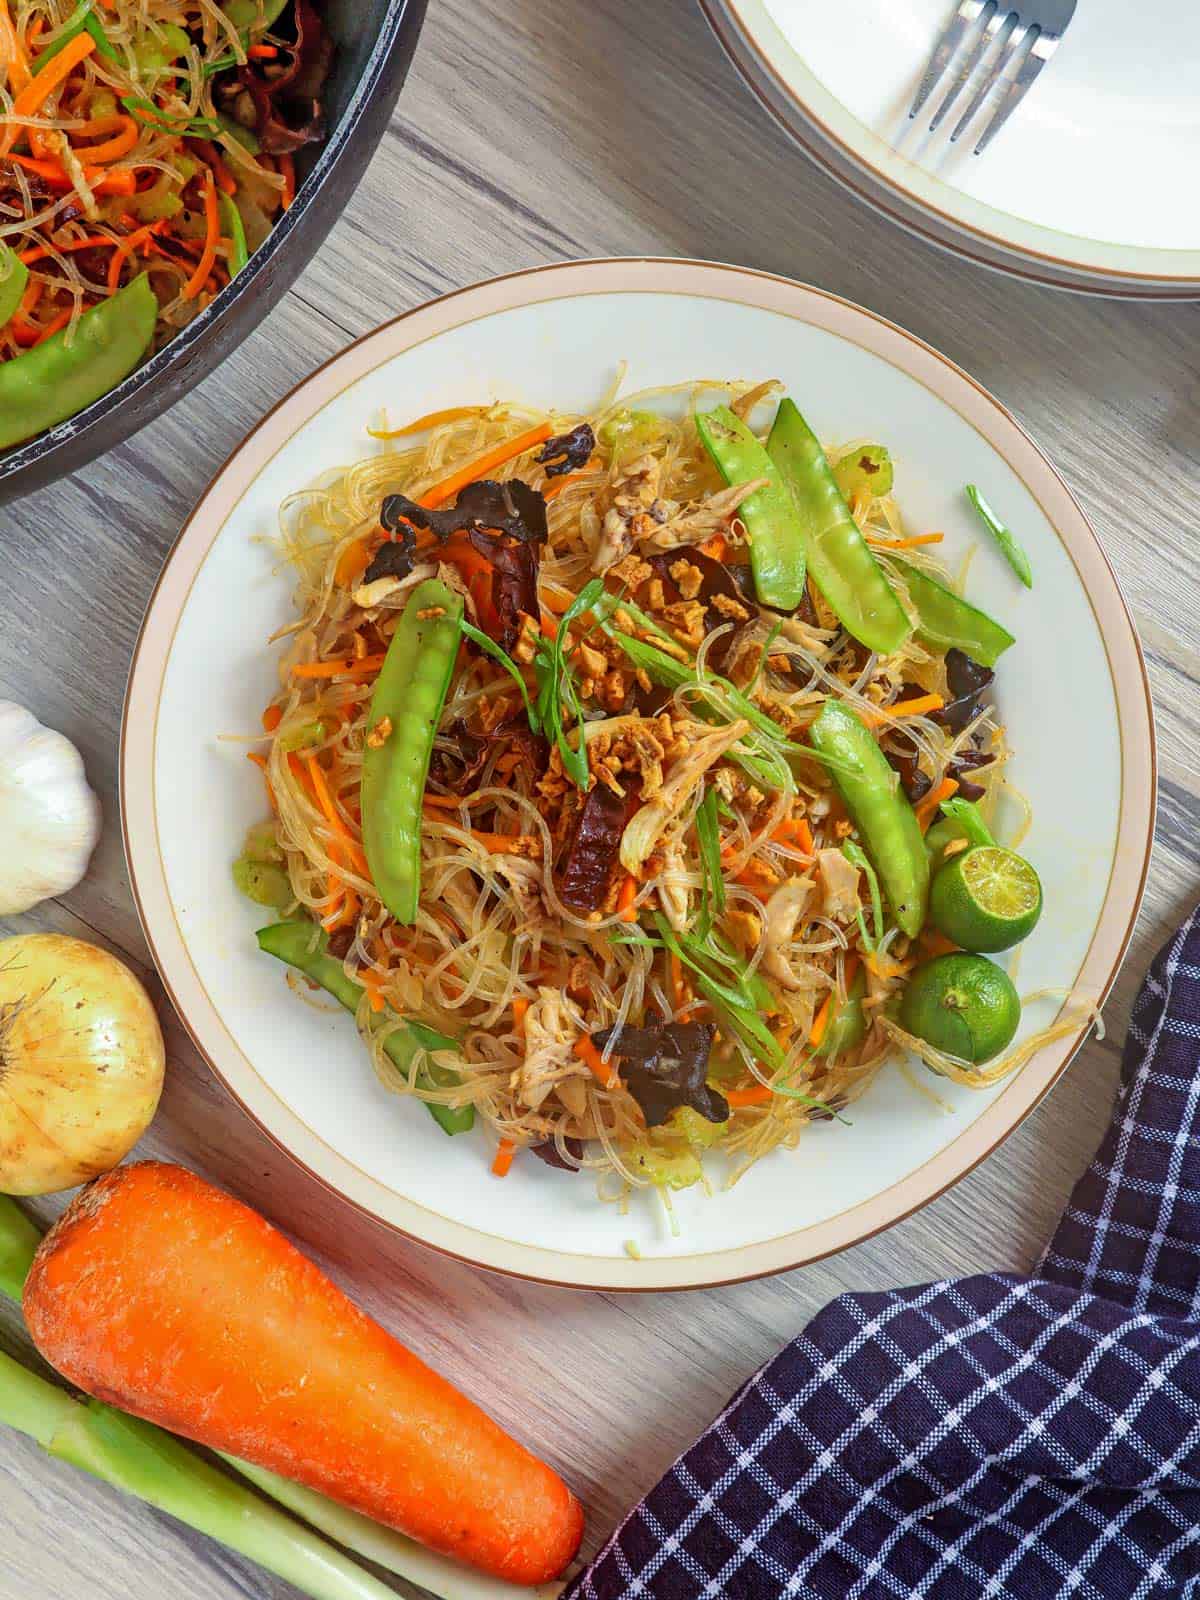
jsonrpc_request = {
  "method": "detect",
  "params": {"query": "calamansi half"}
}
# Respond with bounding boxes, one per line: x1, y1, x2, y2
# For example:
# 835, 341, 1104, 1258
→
930, 845, 1042, 953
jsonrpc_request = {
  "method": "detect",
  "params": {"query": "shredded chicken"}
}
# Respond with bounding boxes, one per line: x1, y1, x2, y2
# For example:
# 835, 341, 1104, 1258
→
591, 454, 676, 571
351, 562, 437, 610
816, 848, 861, 922
640, 479, 768, 551
761, 878, 814, 990
619, 719, 750, 875
516, 987, 587, 1111
655, 837, 691, 931
491, 855, 546, 922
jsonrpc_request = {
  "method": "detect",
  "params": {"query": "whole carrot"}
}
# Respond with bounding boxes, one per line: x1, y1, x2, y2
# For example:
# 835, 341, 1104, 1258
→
23, 1163, 583, 1587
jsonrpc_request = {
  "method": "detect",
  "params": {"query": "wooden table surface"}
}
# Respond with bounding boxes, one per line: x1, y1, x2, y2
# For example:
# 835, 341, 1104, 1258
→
2, 2, 1198, 1595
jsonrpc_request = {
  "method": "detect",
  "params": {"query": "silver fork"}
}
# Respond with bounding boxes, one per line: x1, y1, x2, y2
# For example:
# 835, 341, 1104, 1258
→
908, 0, 1077, 156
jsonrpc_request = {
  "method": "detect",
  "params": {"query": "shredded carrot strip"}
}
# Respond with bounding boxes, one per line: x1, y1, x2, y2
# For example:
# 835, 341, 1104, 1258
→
808, 992, 834, 1049
512, 996, 529, 1033
869, 533, 944, 550
466, 830, 535, 856
291, 653, 386, 679
182, 173, 220, 299
436, 533, 495, 589
421, 422, 553, 510
735, 859, 779, 891
335, 538, 375, 587
6, 153, 134, 193
322, 882, 358, 932
278, 151, 295, 209
0, 0, 31, 94
193, 139, 236, 195
32, 307, 72, 343
261, 704, 282, 733
921, 929, 960, 957
303, 754, 370, 876
542, 469, 597, 502
246, 41, 278, 57
538, 584, 573, 615
361, 969, 386, 1013
726, 1082, 773, 1108
916, 777, 959, 833
74, 115, 137, 164
617, 874, 638, 922
492, 1138, 516, 1177
670, 952, 685, 1011
422, 793, 467, 808
861, 693, 945, 727
575, 1035, 617, 1087
698, 533, 728, 561
8, 30, 93, 127
106, 220, 164, 292
19, 233, 113, 264
772, 816, 814, 853
368, 405, 486, 440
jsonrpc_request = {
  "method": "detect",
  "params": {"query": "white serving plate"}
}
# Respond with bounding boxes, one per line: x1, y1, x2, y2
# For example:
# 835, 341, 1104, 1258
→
700, 0, 1200, 298
122, 259, 1154, 1290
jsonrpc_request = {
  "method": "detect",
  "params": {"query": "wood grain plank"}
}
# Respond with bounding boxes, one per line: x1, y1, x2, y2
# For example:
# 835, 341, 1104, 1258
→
0, 0, 1194, 1595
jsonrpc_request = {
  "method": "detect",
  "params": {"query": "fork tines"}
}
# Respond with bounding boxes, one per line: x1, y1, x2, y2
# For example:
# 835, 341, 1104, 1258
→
908, 1, 1066, 156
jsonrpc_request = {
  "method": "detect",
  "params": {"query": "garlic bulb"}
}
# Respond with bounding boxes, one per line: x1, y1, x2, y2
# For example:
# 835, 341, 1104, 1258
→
0, 702, 101, 915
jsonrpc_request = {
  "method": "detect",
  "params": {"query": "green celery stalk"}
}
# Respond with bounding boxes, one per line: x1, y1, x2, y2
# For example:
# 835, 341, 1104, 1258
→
221, 1455, 567, 1600
0, 1195, 40, 1302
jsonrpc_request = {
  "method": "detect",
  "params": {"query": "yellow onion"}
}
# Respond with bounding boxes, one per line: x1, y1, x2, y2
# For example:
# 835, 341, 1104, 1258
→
0, 934, 164, 1195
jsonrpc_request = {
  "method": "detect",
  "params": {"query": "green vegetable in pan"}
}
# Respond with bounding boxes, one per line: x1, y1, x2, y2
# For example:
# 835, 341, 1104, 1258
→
890, 558, 1015, 668
218, 190, 250, 277
256, 921, 473, 1135
0, 274, 157, 451
966, 484, 1034, 589
766, 399, 911, 655
360, 578, 464, 925
808, 699, 929, 937
695, 404, 808, 610
36, 1, 121, 65
0, 245, 29, 331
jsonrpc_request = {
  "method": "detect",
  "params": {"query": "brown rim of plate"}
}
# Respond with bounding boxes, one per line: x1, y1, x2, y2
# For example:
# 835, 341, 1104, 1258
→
697, 0, 1200, 300
121, 257, 1156, 1292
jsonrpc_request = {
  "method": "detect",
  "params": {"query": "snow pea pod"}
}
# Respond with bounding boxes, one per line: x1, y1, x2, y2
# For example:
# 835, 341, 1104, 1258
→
890, 559, 1015, 669
0, 246, 28, 331
767, 399, 911, 656
695, 405, 807, 611
218, 191, 249, 276
361, 578, 464, 925
808, 699, 929, 937
966, 485, 1033, 589
256, 922, 473, 1134
0, 273, 157, 450
815, 967, 867, 1059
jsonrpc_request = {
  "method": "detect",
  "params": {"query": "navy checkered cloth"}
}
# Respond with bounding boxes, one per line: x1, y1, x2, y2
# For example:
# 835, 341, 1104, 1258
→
567, 912, 1200, 1598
